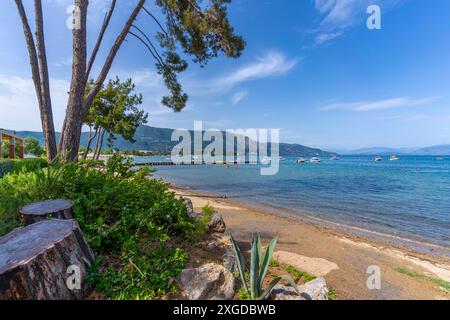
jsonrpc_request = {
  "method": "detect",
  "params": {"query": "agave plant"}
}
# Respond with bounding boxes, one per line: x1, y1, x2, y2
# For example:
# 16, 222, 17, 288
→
230, 233, 298, 300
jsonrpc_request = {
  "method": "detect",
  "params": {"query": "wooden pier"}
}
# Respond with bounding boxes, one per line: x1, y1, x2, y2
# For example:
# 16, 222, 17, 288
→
134, 160, 256, 167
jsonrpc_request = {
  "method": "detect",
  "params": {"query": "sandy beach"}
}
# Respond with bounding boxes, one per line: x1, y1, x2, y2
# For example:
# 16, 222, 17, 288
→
170, 186, 450, 300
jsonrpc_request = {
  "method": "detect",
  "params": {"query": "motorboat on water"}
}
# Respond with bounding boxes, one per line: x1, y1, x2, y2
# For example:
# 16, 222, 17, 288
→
389, 155, 399, 161
260, 156, 271, 165
373, 156, 383, 162
296, 157, 306, 164
309, 157, 321, 163
330, 155, 340, 160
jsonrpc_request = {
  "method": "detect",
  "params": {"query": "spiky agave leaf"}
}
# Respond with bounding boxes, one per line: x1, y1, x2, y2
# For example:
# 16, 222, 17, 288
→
250, 233, 260, 299
258, 233, 278, 290
230, 233, 248, 292
257, 233, 263, 266
259, 275, 298, 300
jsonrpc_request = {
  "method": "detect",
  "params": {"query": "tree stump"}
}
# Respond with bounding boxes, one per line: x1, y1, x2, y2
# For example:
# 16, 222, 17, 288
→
20, 199, 73, 225
0, 220, 95, 300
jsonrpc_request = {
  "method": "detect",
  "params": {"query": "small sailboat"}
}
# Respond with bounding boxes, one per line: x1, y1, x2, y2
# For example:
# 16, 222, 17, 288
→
389, 155, 399, 161
309, 157, 321, 163
296, 157, 306, 164
373, 156, 383, 162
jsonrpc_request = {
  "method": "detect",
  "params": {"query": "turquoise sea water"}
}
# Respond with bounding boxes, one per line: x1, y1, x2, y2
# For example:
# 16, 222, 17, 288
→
138, 156, 450, 248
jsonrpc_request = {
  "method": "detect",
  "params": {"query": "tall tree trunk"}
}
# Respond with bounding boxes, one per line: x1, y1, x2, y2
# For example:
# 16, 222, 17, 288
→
95, 130, 106, 160
60, 0, 145, 162
84, 126, 98, 159
93, 128, 102, 160
14, 0, 57, 160
59, 0, 88, 162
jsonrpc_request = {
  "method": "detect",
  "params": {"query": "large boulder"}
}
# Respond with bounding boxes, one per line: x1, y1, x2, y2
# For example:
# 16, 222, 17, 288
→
182, 197, 194, 215
271, 277, 329, 300
0, 220, 95, 300
179, 263, 236, 300
207, 213, 226, 233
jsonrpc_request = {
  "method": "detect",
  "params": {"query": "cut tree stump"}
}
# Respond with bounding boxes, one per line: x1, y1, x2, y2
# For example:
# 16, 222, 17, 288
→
0, 220, 95, 300
20, 199, 73, 225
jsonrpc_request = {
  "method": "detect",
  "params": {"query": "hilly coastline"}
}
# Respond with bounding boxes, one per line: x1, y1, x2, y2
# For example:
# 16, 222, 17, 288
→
14, 125, 337, 157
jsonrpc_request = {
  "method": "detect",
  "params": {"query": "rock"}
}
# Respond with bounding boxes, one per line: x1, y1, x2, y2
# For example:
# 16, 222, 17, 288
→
182, 197, 194, 215
273, 251, 339, 276
0, 220, 95, 300
207, 213, 226, 233
179, 263, 236, 300
271, 277, 329, 300
20, 199, 73, 225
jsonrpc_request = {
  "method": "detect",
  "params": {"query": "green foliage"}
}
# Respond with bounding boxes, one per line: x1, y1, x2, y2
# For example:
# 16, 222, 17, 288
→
269, 259, 317, 283
0, 155, 196, 299
134, 0, 245, 112
197, 204, 215, 235
24, 137, 44, 157
395, 267, 450, 291
1, 140, 21, 159
0, 158, 48, 178
230, 233, 298, 300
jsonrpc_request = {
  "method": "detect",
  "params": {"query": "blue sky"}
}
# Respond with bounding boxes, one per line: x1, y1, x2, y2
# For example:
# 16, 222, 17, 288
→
1, 0, 450, 150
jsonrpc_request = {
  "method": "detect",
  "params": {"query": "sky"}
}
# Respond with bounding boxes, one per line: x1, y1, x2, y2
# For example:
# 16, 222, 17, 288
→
0, 0, 450, 150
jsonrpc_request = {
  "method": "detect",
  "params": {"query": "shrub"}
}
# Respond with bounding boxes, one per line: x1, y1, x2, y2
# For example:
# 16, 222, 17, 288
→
0, 158, 48, 178
196, 204, 215, 236
0, 155, 196, 299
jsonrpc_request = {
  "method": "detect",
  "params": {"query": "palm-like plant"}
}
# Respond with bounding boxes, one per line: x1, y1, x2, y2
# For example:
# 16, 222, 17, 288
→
230, 233, 298, 300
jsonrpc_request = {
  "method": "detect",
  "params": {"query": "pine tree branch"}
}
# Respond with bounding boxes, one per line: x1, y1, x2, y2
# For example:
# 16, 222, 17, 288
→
86, 0, 117, 82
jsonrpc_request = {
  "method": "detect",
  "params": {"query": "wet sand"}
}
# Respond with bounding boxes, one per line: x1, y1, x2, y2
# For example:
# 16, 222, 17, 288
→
170, 187, 450, 300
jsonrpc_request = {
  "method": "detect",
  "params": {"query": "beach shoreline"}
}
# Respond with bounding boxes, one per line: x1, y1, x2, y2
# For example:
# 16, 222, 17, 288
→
169, 184, 450, 300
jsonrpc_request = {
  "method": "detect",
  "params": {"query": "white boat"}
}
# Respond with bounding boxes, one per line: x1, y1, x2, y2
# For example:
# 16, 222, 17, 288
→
309, 157, 321, 163
260, 156, 271, 165
330, 155, 340, 160
373, 156, 383, 162
296, 157, 306, 164
389, 155, 399, 161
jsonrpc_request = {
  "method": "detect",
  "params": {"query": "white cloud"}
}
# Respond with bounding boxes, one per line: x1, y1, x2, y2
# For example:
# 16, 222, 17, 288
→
315, 32, 342, 45
0, 74, 70, 131
312, 0, 404, 44
321, 96, 441, 112
187, 51, 297, 94
217, 52, 297, 90
231, 91, 248, 105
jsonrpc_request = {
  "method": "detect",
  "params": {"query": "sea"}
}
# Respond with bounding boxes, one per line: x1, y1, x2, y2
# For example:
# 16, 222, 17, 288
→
135, 155, 450, 250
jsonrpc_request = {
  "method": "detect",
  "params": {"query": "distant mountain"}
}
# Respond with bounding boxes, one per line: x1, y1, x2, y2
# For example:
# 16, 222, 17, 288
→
14, 125, 337, 157
341, 145, 450, 156
412, 145, 450, 155
341, 147, 416, 155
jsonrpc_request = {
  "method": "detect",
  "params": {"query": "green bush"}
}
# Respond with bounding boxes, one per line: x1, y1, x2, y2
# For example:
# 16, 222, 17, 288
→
0, 155, 196, 299
0, 158, 48, 178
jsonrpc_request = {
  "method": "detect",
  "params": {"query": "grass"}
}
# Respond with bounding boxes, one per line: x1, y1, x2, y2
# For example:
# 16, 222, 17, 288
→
269, 259, 317, 283
395, 267, 450, 291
